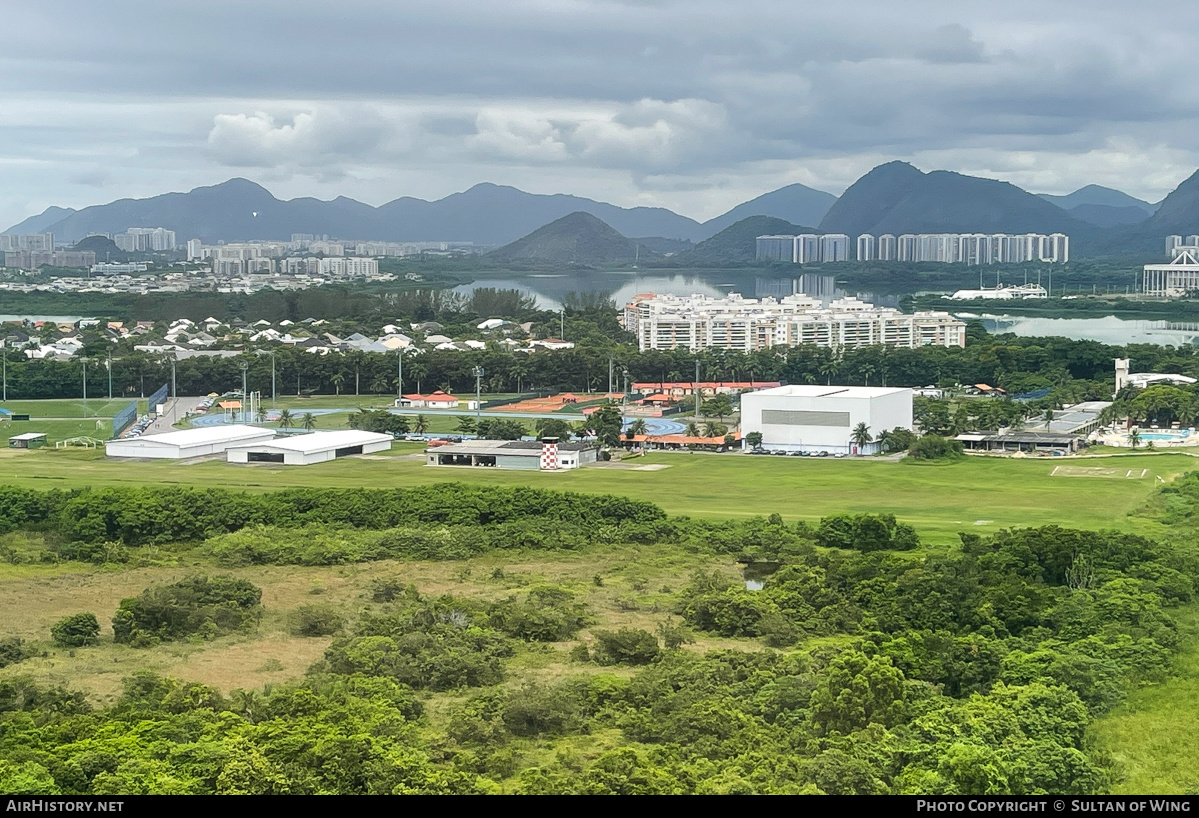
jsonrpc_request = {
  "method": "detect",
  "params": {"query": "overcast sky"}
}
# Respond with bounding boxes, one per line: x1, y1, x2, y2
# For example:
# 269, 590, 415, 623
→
2, 0, 1197, 228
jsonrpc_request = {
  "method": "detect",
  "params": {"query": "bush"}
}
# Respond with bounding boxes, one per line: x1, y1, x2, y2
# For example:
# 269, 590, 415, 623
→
591, 628, 661, 665
289, 605, 345, 637
50, 613, 101, 647
0, 637, 30, 669
112, 576, 262, 646
908, 435, 964, 461
815, 513, 920, 552
487, 586, 589, 642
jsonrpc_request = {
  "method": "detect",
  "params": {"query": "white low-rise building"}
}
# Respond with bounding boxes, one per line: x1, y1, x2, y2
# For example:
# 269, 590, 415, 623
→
106, 425, 275, 459
226, 430, 393, 465
740, 385, 913, 455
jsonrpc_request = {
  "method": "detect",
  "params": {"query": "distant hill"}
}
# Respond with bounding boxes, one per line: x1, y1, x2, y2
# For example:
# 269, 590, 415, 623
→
819, 161, 1093, 239
485, 212, 655, 265
631, 236, 693, 255
676, 215, 813, 263
72, 235, 129, 262
3, 206, 76, 235
8, 179, 706, 246
699, 183, 836, 237
1039, 184, 1157, 215
1063, 203, 1151, 228
1136, 169, 1199, 235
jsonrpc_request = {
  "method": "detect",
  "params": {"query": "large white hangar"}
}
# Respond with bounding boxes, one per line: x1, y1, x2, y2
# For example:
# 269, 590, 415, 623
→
227, 430, 394, 465
740, 385, 913, 455
105, 425, 276, 459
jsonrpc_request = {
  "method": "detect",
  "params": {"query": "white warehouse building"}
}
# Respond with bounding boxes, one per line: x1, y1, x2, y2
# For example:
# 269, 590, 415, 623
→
226, 430, 394, 465
105, 425, 276, 459
740, 385, 913, 455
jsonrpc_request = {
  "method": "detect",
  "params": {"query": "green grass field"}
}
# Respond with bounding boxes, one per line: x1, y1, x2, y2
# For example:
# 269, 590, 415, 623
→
1089, 604, 1199, 794
0, 446, 1193, 545
0, 397, 137, 419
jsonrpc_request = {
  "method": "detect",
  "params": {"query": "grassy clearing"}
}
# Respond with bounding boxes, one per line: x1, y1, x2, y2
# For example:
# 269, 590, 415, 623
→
0, 447, 1193, 545
0, 398, 134, 419
1089, 604, 1199, 794
0, 544, 740, 705
0, 418, 113, 447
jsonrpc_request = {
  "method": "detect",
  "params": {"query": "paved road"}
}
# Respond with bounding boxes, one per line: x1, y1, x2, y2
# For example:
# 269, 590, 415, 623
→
140, 396, 205, 435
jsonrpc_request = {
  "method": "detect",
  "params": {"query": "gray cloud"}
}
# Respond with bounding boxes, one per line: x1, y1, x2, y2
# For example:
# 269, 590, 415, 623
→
2, 0, 1199, 228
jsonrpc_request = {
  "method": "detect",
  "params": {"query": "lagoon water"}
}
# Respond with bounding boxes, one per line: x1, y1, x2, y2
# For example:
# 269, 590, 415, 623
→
980, 314, 1199, 346
450, 272, 897, 311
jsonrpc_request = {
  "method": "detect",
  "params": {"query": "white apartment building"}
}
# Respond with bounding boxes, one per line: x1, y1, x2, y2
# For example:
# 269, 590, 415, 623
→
309, 241, 344, 256
115, 227, 176, 252
0, 233, 54, 252
820, 234, 850, 262
318, 257, 378, 276
856, 234, 876, 261
860, 232, 1068, 264
622, 292, 966, 352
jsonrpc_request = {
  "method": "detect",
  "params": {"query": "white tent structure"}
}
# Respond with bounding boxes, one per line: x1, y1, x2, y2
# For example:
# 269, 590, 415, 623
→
226, 430, 393, 465
105, 425, 275, 459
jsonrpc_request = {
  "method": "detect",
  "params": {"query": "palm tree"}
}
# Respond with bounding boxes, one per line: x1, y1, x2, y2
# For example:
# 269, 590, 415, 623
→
627, 418, 648, 438
851, 422, 872, 451
301, 412, 316, 432
277, 409, 294, 429
819, 358, 839, 386
413, 415, 430, 434
876, 429, 893, 453
1129, 428, 1141, 449
860, 364, 876, 388
331, 372, 345, 396
685, 421, 703, 437
255, 407, 266, 424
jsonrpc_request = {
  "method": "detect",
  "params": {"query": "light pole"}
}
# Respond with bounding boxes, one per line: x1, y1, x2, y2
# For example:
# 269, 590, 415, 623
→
107, 349, 112, 400
169, 355, 177, 422
241, 360, 249, 423
81, 357, 88, 416
270, 351, 276, 408
694, 358, 700, 420
472, 365, 484, 422
1, 340, 6, 402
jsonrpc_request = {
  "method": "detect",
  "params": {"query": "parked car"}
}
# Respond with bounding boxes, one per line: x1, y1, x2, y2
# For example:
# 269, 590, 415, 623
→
817, 451, 830, 457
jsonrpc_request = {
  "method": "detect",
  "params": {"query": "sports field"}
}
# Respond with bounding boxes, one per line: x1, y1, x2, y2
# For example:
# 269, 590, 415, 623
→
0, 445, 1192, 544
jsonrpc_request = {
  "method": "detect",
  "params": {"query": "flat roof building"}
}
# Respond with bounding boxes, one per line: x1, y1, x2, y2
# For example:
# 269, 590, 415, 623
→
105, 424, 276, 459
740, 385, 913, 455
426, 439, 599, 470
227, 430, 393, 465
9, 432, 46, 449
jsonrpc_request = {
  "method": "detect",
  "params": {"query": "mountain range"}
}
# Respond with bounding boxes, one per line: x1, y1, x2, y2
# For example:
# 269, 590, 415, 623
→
8, 164, 1199, 257
5, 179, 837, 247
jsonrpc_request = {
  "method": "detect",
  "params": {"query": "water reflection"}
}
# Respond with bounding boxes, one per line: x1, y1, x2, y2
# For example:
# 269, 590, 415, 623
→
450, 271, 902, 312
980, 314, 1199, 346
452, 273, 727, 311
754, 274, 899, 308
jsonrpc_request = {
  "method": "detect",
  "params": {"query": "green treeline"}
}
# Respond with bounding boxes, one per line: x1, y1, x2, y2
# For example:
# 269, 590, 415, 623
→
9, 320, 1199, 402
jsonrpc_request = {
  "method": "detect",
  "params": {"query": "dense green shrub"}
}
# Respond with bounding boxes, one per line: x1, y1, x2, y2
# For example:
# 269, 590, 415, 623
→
112, 576, 262, 646
815, 513, 920, 552
50, 613, 100, 647
907, 434, 965, 461
0, 637, 31, 669
289, 605, 344, 637
591, 628, 661, 665
487, 586, 589, 641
